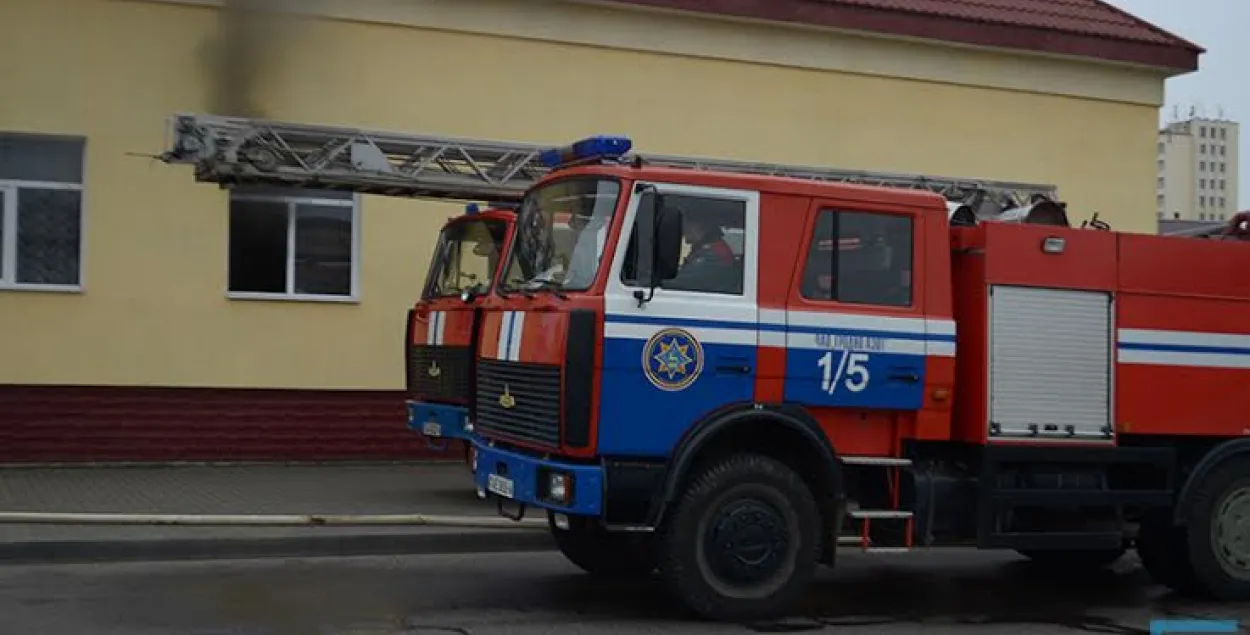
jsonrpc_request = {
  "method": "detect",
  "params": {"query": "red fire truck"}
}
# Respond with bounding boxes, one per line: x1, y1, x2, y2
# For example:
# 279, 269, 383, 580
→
407, 206, 577, 463
405, 204, 515, 460
162, 116, 1250, 623
466, 137, 1250, 620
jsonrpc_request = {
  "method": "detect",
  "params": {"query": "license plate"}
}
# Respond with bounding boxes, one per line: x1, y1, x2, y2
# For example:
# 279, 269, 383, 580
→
487, 473, 515, 499
422, 421, 443, 437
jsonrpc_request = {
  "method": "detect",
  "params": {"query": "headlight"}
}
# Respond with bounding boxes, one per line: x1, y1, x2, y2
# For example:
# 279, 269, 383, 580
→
547, 473, 569, 502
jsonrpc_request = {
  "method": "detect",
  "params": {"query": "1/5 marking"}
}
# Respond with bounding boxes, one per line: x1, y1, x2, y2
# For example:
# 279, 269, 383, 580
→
817, 350, 870, 394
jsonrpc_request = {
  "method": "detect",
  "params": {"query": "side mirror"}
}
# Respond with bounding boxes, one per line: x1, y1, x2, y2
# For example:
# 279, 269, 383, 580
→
651, 203, 682, 283
630, 186, 682, 307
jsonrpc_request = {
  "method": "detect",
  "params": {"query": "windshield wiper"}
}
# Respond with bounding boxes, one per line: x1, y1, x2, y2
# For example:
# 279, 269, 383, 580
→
499, 280, 535, 299
531, 279, 569, 300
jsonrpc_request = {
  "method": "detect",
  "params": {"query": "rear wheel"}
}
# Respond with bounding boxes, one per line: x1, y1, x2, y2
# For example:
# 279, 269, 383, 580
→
1136, 510, 1196, 590
549, 513, 656, 577
657, 453, 820, 622
1179, 459, 1250, 600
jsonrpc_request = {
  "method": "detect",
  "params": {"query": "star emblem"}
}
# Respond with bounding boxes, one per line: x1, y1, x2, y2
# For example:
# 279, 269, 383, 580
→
651, 337, 694, 380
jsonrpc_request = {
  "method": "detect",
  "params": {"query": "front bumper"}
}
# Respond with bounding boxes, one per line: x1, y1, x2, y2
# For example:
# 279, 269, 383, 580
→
470, 438, 604, 516
406, 400, 470, 441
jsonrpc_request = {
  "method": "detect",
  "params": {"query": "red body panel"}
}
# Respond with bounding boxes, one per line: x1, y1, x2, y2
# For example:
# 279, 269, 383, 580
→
754, 192, 806, 404
949, 222, 1118, 445
1116, 233, 1250, 437
476, 293, 605, 459
411, 303, 476, 348
952, 221, 1250, 445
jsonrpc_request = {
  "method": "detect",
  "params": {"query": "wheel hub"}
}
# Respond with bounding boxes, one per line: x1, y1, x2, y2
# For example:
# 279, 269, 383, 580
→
1213, 485, 1250, 580
703, 499, 790, 586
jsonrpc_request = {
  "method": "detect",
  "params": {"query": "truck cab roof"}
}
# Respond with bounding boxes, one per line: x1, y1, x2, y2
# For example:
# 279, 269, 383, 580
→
539, 163, 951, 212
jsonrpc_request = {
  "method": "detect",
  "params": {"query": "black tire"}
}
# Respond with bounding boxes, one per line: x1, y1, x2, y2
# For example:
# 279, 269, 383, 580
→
1179, 459, 1250, 600
549, 513, 656, 577
1136, 509, 1197, 590
1016, 547, 1126, 569
657, 453, 820, 622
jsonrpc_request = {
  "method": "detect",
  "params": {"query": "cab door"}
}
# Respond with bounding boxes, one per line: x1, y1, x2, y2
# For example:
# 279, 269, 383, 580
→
784, 202, 928, 410
599, 182, 761, 457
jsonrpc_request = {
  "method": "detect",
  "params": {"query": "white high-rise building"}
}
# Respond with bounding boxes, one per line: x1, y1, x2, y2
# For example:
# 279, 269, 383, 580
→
1157, 115, 1240, 222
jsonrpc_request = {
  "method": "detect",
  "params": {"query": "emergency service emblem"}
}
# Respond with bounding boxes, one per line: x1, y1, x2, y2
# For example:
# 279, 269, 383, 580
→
642, 327, 704, 392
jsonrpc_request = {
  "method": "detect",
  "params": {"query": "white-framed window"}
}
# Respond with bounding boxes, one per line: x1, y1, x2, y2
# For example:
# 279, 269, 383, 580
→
227, 186, 359, 302
0, 133, 85, 292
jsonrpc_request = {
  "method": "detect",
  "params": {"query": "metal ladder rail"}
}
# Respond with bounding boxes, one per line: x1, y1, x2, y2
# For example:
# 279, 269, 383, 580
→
635, 153, 1055, 210
161, 114, 550, 202
160, 113, 1059, 208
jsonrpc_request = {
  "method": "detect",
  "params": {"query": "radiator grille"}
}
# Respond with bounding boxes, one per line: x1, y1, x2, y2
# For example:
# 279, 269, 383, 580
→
475, 359, 561, 447
406, 345, 471, 402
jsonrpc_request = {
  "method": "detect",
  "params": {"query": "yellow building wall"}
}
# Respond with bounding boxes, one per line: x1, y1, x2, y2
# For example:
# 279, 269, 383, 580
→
0, 0, 1168, 390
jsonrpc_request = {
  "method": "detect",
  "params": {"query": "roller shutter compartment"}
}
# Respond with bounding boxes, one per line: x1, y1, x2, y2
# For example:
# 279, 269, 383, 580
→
988, 285, 1113, 441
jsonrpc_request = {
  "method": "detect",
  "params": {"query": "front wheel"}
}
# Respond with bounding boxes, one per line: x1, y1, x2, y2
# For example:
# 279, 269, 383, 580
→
550, 513, 656, 577
1180, 459, 1250, 600
657, 453, 821, 622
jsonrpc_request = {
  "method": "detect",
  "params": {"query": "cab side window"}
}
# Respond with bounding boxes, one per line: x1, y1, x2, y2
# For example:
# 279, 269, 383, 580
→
620, 193, 746, 296
800, 209, 913, 307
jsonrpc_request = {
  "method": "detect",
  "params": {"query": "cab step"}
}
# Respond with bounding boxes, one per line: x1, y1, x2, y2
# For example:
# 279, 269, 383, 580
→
837, 456, 916, 552
840, 456, 913, 467
849, 509, 914, 520
840, 508, 916, 552
839, 536, 912, 550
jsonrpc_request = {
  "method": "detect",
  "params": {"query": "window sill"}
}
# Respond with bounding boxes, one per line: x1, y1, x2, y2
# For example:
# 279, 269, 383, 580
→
0, 283, 83, 294
227, 292, 360, 305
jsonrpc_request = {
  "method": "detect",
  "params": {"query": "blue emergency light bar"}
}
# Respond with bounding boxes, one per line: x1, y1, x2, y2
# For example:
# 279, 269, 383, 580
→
538, 135, 633, 169
464, 202, 520, 214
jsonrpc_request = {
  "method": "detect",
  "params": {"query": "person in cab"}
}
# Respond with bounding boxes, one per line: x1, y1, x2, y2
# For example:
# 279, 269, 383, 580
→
667, 205, 739, 294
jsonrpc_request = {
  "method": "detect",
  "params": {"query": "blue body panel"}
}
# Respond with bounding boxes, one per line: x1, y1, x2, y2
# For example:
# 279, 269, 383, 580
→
406, 400, 470, 441
471, 439, 605, 516
782, 312, 956, 411
598, 314, 757, 457
594, 309, 959, 456
782, 325, 943, 410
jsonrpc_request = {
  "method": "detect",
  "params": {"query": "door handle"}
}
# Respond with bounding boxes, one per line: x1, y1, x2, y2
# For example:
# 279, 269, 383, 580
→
716, 356, 752, 375
888, 372, 920, 383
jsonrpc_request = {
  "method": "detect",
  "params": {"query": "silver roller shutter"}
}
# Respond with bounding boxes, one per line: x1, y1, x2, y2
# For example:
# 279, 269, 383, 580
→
988, 285, 1113, 441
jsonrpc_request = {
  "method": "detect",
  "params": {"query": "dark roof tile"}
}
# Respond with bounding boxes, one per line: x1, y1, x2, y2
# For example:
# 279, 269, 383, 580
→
604, 0, 1203, 71
824, 0, 1197, 47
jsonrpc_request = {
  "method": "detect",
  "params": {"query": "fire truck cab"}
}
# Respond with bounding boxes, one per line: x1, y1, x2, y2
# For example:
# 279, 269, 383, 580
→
406, 205, 514, 459
460, 136, 1250, 621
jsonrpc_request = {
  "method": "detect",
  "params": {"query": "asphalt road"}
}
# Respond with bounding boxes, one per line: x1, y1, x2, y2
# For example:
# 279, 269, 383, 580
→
1, 548, 1247, 635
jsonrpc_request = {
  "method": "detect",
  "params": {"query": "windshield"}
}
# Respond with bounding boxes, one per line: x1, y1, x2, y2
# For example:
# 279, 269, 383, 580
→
500, 177, 621, 292
422, 217, 510, 299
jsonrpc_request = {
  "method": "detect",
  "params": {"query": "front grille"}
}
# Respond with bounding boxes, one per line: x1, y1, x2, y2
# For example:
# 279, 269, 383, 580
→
407, 344, 471, 401
475, 359, 561, 447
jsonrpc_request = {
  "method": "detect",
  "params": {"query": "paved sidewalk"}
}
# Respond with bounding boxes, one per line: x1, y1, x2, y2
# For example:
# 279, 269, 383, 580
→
0, 462, 553, 563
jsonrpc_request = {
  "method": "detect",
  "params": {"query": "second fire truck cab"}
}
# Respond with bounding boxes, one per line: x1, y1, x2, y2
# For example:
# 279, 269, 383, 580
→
470, 136, 1250, 621
406, 205, 514, 458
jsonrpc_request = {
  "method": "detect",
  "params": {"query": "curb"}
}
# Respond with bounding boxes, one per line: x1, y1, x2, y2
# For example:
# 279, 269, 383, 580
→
0, 530, 556, 565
